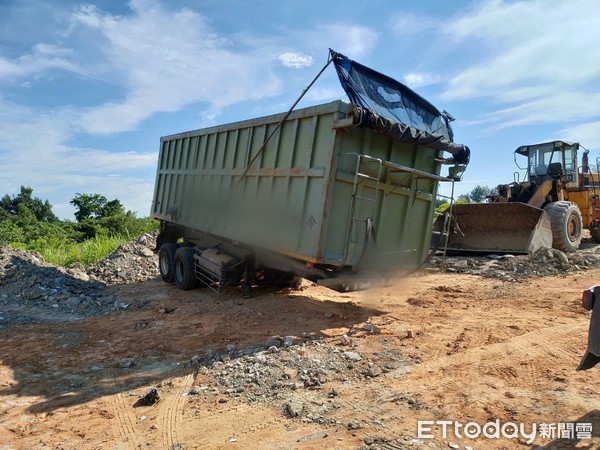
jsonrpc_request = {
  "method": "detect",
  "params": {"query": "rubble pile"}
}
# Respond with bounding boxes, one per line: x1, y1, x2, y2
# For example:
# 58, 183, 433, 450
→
187, 335, 412, 425
0, 246, 118, 323
431, 245, 600, 281
0, 231, 160, 324
86, 231, 159, 284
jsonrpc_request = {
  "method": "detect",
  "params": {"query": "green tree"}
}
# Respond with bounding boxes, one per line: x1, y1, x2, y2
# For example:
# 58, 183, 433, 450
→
0, 220, 25, 245
0, 186, 58, 222
466, 185, 497, 203
70, 193, 125, 222
435, 195, 468, 215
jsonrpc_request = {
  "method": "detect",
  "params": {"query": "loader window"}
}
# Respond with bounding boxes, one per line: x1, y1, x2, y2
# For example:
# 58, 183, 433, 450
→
563, 146, 575, 173
528, 143, 555, 177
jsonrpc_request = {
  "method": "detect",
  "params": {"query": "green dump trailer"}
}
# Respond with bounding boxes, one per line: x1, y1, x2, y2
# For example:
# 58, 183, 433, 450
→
151, 100, 455, 292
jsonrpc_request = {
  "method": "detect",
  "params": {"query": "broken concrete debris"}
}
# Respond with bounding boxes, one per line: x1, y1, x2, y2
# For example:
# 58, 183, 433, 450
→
343, 351, 362, 362
4, 226, 600, 328
185, 338, 410, 426
431, 244, 600, 281
286, 399, 304, 417
0, 231, 159, 324
86, 231, 159, 285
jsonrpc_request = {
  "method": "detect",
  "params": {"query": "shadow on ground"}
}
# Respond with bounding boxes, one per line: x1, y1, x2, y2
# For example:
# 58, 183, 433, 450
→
0, 267, 384, 414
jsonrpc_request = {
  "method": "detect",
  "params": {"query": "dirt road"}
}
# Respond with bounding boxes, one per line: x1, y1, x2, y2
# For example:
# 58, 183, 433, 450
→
0, 267, 599, 449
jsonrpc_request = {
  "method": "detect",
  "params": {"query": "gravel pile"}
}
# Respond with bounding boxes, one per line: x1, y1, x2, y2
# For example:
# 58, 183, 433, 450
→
0, 231, 160, 324
0, 246, 118, 323
86, 231, 159, 284
430, 245, 600, 281
174, 335, 436, 448
187, 334, 412, 425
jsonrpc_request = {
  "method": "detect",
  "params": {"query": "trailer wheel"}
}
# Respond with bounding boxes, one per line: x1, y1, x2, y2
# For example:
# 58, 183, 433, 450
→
174, 247, 198, 290
545, 201, 583, 252
158, 243, 178, 283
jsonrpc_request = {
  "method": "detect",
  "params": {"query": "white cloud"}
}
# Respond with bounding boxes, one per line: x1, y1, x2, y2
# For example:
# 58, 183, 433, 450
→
389, 12, 439, 35
297, 23, 379, 60
0, 97, 155, 219
441, 0, 600, 130
0, 43, 78, 81
403, 72, 440, 89
326, 24, 379, 59
559, 121, 600, 152
0, 0, 382, 219
278, 52, 314, 68
70, 0, 283, 134
468, 92, 600, 130
303, 85, 341, 103
1, 3, 379, 136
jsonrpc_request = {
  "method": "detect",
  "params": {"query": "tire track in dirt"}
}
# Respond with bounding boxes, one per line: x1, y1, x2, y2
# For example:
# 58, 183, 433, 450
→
159, 370, 194, 449
229, 404, 287, 436
415, 322, 585, 377
334, 383, 408, 433
190, 404, 289, 448
392, 321, 589, 418
108, 369, 141, 449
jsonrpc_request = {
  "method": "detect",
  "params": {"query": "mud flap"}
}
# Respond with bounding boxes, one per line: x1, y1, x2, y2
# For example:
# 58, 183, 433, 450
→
436, 203, 553, 255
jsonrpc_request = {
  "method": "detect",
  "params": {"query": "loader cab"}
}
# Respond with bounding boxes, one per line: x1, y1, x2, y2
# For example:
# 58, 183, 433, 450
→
516, 141, 579, 188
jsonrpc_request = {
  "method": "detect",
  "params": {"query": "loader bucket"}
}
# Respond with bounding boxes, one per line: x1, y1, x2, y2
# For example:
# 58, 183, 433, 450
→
434, 203, 553, 255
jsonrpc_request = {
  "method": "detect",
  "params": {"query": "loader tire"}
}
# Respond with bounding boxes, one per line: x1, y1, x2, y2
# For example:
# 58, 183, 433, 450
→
174, 246, 198, 290
544, 201, 582, 252
158, 243, 178, 283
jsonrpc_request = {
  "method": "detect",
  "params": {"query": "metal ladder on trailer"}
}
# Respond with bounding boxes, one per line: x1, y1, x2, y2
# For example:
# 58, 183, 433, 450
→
341, 153, 456, 267
430, 180, 456, 266
343, 154, 383, 266
379, 159, 457, 267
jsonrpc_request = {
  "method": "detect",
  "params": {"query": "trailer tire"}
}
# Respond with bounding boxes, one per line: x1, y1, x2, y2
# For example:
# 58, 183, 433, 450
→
158, 243, 178, 283
545, 201, 582, 252
174, 247, 198, 290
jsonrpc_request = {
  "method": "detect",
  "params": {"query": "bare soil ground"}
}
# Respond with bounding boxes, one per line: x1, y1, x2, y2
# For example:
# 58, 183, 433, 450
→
1, 265, 599, 449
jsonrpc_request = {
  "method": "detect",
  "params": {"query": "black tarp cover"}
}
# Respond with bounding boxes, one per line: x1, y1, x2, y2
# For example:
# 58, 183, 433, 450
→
330, 49, 470, 165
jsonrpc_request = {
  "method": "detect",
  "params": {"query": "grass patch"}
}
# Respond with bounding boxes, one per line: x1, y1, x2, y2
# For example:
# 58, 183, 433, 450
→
12, 235, 130, 267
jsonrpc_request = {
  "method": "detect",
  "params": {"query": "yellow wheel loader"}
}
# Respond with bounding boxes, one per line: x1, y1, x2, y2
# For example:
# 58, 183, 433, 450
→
438, 141, 600, 254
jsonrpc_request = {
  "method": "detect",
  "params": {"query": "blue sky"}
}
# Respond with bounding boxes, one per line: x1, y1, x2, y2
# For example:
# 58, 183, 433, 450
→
1, 0, 599, 219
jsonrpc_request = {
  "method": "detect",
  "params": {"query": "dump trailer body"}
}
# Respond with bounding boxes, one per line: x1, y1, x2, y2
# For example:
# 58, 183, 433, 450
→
439, 203, 553, 255
151, 100, 447, 280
